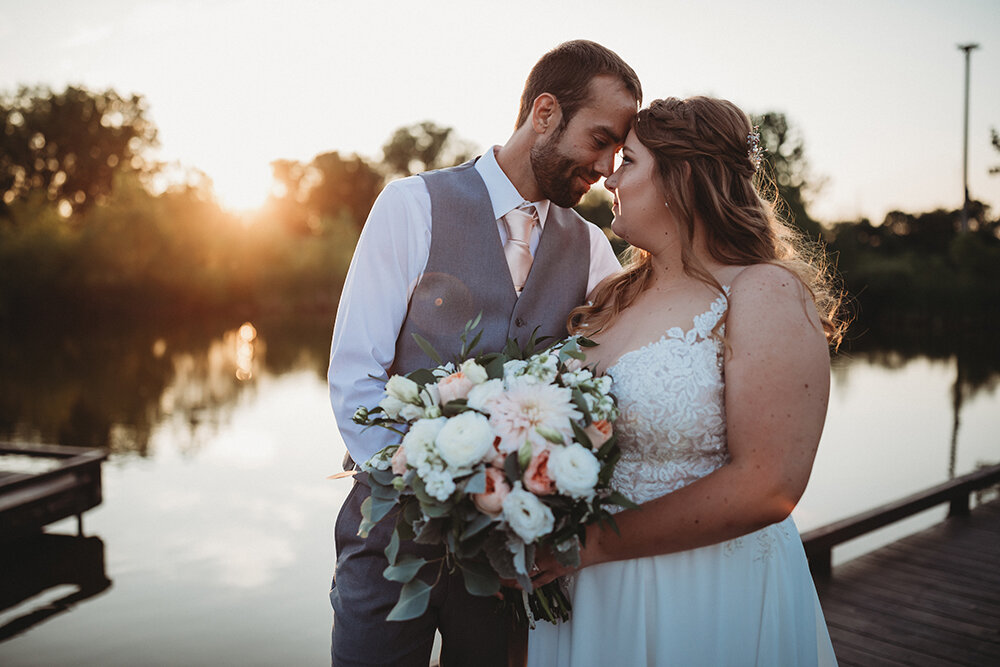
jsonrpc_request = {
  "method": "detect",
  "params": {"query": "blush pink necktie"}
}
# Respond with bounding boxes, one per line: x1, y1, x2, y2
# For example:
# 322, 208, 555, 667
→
503, 205, 537, 294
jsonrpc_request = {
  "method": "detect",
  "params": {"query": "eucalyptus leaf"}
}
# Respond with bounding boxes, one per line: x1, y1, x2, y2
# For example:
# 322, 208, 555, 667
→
571, 421, 593, 450
460, 511, 494, 540
415, 518, 446, 544
407, 368, 438, 386
570, 388, 591, 421
370, 493, 397, 524
358, 496, 376, 538
383, 554, 427, 583
459, 560, 501, 597
504, 451, 521, 484
386, 578, 433, 621
462, 469, 487, 495
370, 467, 397, 488
411, 333, 443, 365
484, 355, 506, 379
385, 527, 401, 565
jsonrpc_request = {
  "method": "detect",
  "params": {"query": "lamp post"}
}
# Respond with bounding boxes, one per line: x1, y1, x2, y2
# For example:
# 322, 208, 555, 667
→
958, 43, 979, 233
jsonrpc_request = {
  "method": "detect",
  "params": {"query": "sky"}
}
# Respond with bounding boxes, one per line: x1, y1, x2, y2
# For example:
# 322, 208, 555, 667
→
1, 0, 998, 223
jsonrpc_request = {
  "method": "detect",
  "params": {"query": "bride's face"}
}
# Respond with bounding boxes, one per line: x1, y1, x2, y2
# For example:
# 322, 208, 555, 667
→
605, 131, 675, 252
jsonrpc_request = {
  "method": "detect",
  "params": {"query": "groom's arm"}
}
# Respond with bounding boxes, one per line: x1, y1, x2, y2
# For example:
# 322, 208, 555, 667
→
327, 177, 431, 465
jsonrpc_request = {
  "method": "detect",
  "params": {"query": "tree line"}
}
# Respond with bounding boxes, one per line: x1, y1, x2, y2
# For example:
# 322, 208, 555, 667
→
2, 85, 998, 346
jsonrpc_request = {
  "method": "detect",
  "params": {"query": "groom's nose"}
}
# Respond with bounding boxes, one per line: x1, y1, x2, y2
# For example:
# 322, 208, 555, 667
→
594, 149, 617, 178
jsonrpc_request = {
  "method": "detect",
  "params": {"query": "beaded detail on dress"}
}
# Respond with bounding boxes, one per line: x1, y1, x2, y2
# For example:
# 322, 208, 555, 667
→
605, 289, 730, 506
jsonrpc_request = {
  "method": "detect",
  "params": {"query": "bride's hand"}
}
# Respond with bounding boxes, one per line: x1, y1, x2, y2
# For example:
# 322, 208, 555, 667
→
527, 545, 580, 588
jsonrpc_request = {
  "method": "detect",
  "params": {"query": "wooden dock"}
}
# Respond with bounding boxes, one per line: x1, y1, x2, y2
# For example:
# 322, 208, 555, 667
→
804, 466, 1000, 666
0, 442, 108, 540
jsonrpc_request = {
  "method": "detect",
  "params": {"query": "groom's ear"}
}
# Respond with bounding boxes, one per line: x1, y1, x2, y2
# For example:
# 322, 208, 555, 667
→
530, 93, 562, 135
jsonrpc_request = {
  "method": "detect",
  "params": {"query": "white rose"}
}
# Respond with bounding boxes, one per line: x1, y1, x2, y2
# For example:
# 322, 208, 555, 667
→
548, 443, 601, 499
422, 468, 457, 502
460, 359, 489, 385
385, 375, 421, 403
502, 483, 555, 543
379, 395, 406, 420
467, 379, 504, 412
435, 411, 494, 470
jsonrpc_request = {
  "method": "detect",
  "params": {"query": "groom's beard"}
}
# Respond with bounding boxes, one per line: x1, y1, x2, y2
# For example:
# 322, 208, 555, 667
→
530, 131, 597, 208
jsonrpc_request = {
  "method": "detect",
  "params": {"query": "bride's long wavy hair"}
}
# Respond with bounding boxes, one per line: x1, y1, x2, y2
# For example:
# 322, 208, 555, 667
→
568, 96, 844, 346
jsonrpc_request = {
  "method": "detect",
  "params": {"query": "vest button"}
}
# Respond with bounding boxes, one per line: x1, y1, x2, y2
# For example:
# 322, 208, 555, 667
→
515, 317, 526, 327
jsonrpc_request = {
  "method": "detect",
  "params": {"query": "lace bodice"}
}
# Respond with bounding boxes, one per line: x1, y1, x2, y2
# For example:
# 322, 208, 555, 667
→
606, 290, 730, 506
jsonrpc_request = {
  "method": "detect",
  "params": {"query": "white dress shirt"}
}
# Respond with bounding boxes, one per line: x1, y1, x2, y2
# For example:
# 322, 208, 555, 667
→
328, 147, 622, 464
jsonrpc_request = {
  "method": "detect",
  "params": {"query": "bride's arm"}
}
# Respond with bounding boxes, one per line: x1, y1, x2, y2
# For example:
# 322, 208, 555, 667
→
536, 264, 831, 580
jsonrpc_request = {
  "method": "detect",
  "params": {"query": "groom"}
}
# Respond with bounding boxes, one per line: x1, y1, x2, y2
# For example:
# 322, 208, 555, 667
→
328, 40, 640, 666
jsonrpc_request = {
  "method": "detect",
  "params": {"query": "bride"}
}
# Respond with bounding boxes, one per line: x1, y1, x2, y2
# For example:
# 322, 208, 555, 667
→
525, 96, 841, 666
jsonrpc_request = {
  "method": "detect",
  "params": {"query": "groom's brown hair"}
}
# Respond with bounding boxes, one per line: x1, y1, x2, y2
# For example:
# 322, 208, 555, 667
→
515, 40, 641, 130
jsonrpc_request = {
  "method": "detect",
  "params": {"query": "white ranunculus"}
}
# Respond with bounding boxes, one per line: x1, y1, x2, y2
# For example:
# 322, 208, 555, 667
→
385, 375, 421, 403
435, 411, 494, 470
403, 417, 447, 472
460, 359, 489, 384
422, 468, 456, 502
548, 442, 601, 499
467, 379, 504, 412
379, 395, 406, 420
502, 483, 555, 543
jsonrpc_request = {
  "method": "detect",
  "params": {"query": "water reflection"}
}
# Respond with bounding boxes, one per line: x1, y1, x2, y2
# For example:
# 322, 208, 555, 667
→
834, 328, 1000, 481
0, 316, 330, 456
0, 533, 111, 641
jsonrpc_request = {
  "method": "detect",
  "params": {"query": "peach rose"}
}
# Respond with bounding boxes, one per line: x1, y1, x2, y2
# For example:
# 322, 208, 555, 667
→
522, 448, 556, 496
473, 467, 511, 516
437, 371, 476, 405
391, 445, 408, 475
583, 420, 613, 449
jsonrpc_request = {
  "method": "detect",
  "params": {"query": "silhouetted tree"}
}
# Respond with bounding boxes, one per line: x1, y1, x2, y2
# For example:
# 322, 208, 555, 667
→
381, 121, 477, 178
990, 128, 999, 175
755, 112, 823, 238
267, 151, 383, 233
0, 85, 158, 218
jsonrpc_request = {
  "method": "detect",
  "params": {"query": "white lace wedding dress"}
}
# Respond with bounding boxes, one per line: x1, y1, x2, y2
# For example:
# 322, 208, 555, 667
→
527, 291, 837, 666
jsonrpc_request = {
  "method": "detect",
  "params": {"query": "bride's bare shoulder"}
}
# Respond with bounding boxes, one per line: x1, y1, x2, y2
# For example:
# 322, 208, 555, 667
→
727, 263, 821, 337
728, 263, 808, 300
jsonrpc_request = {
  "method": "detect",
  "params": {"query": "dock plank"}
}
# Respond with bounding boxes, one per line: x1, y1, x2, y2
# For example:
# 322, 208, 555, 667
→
815, 497, 1000, 665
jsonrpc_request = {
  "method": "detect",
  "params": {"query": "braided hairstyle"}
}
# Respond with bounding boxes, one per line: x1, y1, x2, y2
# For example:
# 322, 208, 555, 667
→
568, 96, 844, 345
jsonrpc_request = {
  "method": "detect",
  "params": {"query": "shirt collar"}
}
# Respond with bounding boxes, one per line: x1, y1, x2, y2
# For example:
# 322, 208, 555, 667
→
475, 146, 550, 227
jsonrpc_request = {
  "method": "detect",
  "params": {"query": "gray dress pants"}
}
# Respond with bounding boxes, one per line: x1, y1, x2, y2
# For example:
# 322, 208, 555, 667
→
331, 479, 514, 666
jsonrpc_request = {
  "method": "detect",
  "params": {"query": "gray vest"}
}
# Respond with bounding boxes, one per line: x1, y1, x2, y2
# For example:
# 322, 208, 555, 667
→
391, 159, 590, 375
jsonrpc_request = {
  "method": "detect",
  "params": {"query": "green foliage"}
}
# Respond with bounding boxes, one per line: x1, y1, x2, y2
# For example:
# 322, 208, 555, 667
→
826, 201, 1000, 344
381, 121, 477, 178
755, 111, 824, 239
266, 151, 383, 233
1, 85, 158, 216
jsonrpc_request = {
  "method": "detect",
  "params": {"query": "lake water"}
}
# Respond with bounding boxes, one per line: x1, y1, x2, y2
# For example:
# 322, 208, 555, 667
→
0, 318, 997, 665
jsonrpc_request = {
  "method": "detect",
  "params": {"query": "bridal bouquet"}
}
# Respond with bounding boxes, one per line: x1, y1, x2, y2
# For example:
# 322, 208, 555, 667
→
352, 317, 635, 625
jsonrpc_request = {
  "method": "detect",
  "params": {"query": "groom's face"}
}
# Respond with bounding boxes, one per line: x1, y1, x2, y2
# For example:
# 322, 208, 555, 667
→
530, 75, 637, 208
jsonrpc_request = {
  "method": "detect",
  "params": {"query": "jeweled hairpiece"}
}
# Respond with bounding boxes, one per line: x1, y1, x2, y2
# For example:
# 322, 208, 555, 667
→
747, 125, 764, 171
